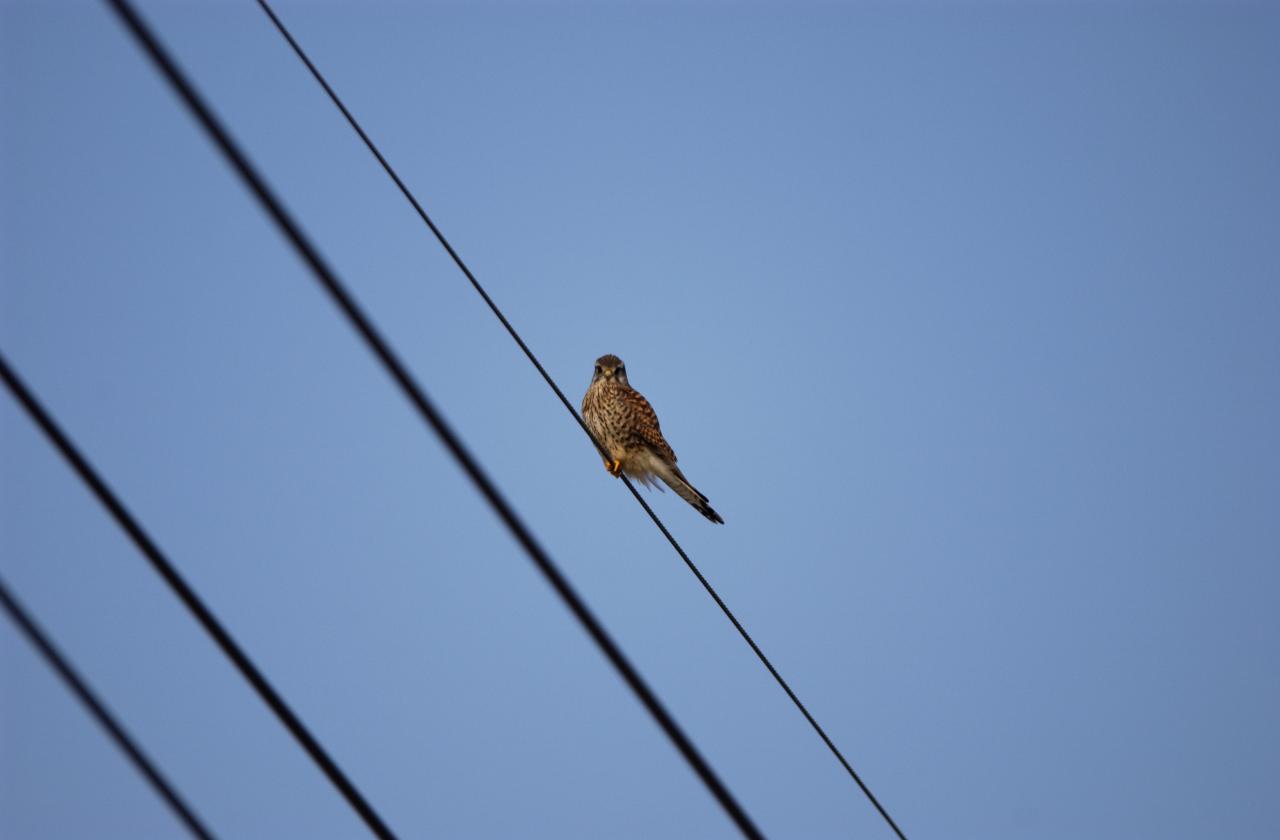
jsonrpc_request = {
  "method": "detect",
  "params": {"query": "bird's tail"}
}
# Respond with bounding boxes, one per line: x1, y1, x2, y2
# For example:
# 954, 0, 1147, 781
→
660, 463, 724, 524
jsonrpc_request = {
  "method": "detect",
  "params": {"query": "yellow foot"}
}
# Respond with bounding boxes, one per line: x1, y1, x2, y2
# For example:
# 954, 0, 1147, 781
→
605, 458, 624, 477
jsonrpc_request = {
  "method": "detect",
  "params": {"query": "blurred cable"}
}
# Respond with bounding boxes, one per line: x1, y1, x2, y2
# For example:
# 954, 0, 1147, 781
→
0, 352, 398, 840
253, 3, 907, 838
99, 1, 764, 836
0, 574, 217, 840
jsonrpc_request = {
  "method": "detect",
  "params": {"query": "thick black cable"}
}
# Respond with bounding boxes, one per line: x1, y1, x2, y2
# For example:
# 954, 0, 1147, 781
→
253, 4, 907, 838
0, 575, 217, 840
0, 353, 397, 840
100, 1, 764, 836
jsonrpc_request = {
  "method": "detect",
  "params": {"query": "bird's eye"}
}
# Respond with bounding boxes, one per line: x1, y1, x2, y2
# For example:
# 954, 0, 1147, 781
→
594, 366, 601, 375
617, 367, 625, 375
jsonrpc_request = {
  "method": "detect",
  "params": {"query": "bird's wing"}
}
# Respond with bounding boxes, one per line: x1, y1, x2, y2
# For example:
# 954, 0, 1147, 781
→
624, 389, 677, 463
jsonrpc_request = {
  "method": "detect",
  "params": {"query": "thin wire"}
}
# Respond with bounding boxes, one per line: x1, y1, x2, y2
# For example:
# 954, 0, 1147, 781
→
253, 4, 907, 838
0, 353, 398, 840
99, 1, 764, 836
0, 574, 217, 840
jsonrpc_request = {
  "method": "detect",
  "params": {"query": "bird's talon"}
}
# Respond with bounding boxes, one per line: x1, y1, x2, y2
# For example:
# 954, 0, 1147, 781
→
606, 459, 623, 477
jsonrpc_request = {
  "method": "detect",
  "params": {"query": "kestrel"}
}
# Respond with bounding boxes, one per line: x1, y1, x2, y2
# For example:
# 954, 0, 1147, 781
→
581, 354, 724, 524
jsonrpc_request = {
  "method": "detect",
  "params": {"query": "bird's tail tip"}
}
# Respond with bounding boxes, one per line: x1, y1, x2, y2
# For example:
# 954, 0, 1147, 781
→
661, 462, 724, 524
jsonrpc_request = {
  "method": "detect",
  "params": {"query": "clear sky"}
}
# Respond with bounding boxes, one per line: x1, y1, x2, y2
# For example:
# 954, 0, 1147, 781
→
2, 1, 1278, 838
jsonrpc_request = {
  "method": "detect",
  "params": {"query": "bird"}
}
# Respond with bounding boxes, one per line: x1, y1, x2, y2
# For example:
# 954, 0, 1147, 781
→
581, 354, 724, 524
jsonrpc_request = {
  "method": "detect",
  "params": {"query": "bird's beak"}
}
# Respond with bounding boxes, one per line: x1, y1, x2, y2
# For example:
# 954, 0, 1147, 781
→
603, 367, 615, 378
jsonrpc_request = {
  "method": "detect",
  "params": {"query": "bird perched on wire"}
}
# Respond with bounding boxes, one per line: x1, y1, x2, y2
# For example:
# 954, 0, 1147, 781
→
581, 354, 724, 524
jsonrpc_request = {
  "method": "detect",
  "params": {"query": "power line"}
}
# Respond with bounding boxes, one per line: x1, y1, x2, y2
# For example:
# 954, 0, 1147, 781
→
252, 3, 907, 838
99, 1, 764, 837
0, 574, 217, 840
0, 353, 399, 840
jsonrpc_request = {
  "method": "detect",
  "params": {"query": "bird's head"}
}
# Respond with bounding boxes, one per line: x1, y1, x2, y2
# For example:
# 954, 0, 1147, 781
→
592, 354, 628, 385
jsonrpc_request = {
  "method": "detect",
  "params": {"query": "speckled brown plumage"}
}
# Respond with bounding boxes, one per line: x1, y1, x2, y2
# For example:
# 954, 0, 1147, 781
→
582, 354, 723, 524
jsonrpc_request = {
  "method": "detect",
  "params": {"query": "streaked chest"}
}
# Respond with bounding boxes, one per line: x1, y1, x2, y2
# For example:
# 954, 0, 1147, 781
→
584, 381, 630, 432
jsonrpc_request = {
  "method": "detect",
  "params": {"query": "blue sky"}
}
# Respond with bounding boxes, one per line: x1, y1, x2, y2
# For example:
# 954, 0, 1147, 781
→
2, 1, 1278, 838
